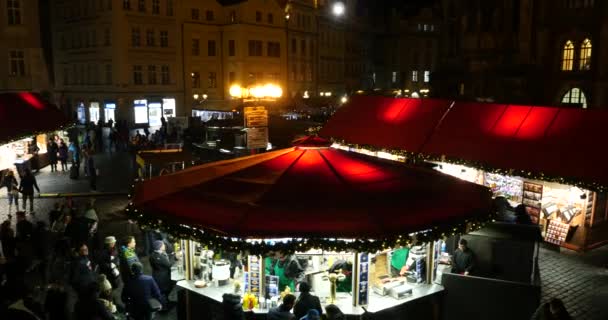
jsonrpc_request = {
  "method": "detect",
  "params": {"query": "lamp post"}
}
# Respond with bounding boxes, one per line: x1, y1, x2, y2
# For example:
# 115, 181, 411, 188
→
315, 1, 345, 99
285, 10, 290, 105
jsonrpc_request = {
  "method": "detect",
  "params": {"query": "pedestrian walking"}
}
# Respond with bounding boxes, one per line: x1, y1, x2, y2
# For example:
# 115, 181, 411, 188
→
47, 139, 59, 172
1, 170, 19, 214
58, 139, 69, 172
85, 150, 98, 191
18, 169, 40, 212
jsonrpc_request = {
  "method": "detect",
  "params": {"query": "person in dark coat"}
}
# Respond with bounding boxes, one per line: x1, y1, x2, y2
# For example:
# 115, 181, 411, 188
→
70, 243, 97, 295
293, 282, 323, 320
28, 140, 40, 173
58, 140, 69, 172
85, 150, 97, 191
18, 169, 39, 213
47, 139, 59, 172
15, 211, 33, 241
149, 240, 174, 299
122, 262, 164, 320
451, 238, 475, 275
97, 236, 122, 289
515, 204, 534, 225
222, 293, 245, 320
1, 170, 19, 213
44, 283, 68, 320
268, 293, 296, 320
72, 282, 114, 320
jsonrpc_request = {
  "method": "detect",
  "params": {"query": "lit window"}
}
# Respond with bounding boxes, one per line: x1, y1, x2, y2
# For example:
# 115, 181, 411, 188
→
9, 50, 25, 76
391, 71, 397, 83
424, 70, 430, 83
411, 70, 418, 82
561, 87, 588, 108
423, 24, 428, 31
7, 0, 22, 25
561, 40, 574, 71
579, 38, 592, 70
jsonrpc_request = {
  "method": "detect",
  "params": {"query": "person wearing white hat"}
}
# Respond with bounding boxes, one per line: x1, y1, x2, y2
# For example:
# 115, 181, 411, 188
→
98, 236, 121, 289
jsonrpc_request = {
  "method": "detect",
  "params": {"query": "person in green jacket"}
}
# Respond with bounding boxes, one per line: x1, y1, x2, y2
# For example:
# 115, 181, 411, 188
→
329, 260, 353, 293
270, 251, 304, 292
390, 246, 410, 277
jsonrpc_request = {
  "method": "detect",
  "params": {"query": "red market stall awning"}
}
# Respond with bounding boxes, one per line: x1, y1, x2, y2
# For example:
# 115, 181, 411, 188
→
0, 92, 71, 143
132, 142, 492, 242
320, 96, 608, 191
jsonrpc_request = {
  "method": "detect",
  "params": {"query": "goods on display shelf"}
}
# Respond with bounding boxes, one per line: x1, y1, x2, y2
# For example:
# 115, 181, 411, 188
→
523, 182, 543, 224
484, 172, 523, 202
545, 220, 570, 245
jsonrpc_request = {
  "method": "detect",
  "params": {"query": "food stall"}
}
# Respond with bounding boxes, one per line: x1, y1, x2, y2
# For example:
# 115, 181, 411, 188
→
135, 149, 196, 179
129, 137, 493, 319
321, 95, 608, 252
0, 92, 71, 176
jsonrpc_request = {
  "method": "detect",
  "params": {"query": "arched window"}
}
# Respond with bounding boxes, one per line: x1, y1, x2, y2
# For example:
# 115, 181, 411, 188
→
561, 87, 588, 108
561, 41, 574, 71
579, 38, 592, 70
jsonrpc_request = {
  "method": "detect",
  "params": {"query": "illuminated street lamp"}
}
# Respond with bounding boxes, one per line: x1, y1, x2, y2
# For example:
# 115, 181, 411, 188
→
229, 84, 283, 100
341, 96, 348, 104
332, 1, 345, 17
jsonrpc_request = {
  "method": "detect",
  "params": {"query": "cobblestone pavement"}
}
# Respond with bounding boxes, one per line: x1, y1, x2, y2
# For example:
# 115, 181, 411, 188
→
539, 245, 608, 320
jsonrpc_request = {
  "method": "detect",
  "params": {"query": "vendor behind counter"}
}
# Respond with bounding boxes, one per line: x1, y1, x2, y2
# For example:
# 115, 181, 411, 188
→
267, 252, 305, 292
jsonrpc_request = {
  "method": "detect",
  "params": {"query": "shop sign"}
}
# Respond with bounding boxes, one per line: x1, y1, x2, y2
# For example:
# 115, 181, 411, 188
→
247, 256, 261, 297
244, 106, 268, 128
246, 127, 268, 149
355, 252, 370, 306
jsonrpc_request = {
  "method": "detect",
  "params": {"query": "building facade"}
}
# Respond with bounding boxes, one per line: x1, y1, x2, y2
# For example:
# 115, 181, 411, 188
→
434, 0, 607, 108
0, 0, 51, 93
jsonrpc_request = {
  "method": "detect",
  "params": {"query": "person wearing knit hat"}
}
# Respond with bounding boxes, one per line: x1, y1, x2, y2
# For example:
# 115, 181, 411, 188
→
150, 240, 175, 310
122, 261, 164, 319
104, 236, 116, 245
152, 240, 164, 252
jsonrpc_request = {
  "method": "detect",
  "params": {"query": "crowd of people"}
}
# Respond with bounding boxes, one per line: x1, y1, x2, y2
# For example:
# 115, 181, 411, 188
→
0, 196, 179, 320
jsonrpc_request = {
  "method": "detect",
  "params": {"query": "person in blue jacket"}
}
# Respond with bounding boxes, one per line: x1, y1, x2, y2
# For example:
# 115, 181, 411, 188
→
122, 262, 164, 320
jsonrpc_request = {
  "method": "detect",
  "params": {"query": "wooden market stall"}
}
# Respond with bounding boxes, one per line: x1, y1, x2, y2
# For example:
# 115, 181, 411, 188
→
129, 137, 493, 320
321, 96, 608, 252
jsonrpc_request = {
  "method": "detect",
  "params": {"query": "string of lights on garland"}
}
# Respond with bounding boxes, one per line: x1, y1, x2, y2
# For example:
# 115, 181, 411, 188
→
125, 179, 495, 254
0, 122, 77, 148
329, 138, 608, 193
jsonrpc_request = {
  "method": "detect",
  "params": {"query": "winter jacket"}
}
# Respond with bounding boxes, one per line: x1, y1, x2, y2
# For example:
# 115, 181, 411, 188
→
97, 247, 122, 288
19, 175, 39, 195
122, 274, 163, 315
149, 250, 173, 293
70, 256, 96, 293
293, 292, 323, 320
268, 304, 296, 320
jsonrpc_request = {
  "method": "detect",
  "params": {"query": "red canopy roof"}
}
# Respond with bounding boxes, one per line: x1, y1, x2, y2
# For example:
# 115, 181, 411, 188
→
321, 96, 608, 190
0, 92, 70, 143
134, 146, 491, 239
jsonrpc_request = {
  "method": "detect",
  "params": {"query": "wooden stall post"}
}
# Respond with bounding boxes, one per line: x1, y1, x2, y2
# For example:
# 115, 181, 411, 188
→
184, 240, 194, 280
425, 241, 435, 284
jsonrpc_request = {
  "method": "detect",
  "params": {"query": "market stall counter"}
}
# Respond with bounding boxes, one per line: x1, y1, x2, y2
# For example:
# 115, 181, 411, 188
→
176, 278, 444, 319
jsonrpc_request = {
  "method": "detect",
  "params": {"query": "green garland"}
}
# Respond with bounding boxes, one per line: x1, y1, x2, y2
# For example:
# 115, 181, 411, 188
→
126, 179, 495, 254
0, 122, 77, 147
330, 138, 607, 193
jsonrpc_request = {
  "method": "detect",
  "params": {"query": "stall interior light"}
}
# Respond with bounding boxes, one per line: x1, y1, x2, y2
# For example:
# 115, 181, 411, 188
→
325, 92, 332, 97
341, 96, 348, 104
303, 91, 310, 99
229, 83, 282, 99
